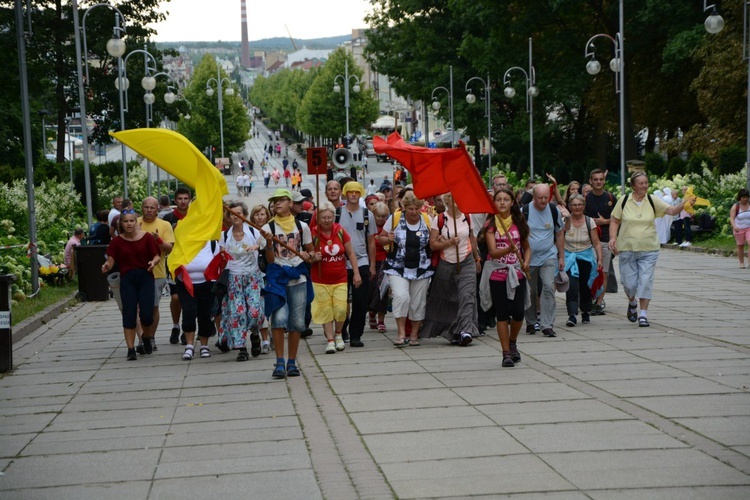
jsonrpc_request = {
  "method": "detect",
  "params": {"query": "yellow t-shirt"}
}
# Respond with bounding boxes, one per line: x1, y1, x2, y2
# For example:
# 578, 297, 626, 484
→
611, 194, 668, 252
137, 217, 175, 279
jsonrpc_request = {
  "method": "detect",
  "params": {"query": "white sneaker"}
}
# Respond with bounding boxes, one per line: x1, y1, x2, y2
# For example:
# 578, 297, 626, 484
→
335, 334, 346, 351
260, 342, 270, 355
684, 242, 691, 247
679, 242, 687, 247
325, 341, 336, 354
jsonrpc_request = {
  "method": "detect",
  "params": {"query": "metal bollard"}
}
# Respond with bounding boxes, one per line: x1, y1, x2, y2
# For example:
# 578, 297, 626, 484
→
0, 274, 17, 373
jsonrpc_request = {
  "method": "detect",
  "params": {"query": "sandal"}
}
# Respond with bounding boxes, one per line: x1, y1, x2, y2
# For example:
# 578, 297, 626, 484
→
182, 346, 194, 360
638, 317, 650, 328
408, 339, 420, 347
393, 338, 407, 347
377, 323, 386, 333
200, 346, 211, 358
236, 349, 249, 362
369, 313, 377, 329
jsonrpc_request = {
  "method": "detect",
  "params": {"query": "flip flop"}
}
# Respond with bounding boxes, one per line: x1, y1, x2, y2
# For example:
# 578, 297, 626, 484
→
393, 339, 407, 347
408, 339, 420, 346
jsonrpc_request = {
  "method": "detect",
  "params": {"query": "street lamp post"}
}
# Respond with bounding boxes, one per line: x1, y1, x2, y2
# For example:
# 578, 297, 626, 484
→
584, 1, 625, 195
206, 62, 234, 159
465, 74, 492, 184
503, 38, 539, 180
74, 1, 126, 226
701, 2, 749, 190
333, 59, 361, 142
141, 69, 177, 196
431, 65, 455, 148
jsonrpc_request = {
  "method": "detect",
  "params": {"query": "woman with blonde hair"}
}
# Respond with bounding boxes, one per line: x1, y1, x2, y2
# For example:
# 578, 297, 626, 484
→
377, 191, 433, 346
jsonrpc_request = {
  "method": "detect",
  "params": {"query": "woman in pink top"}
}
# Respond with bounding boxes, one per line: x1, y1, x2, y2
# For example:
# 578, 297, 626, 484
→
480, 187, 531, 368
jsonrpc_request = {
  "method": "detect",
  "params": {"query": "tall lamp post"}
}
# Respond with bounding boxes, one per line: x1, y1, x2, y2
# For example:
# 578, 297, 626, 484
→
333, 59, 361, 142
465, 74, 492, 184
701, 2, 749, 190
74, 1, 127, 226
431, 65, 455, 147
206, 62, 234, 159
584, 1, 625, 195
145, 72, 177, 196
503, 38, 539, 180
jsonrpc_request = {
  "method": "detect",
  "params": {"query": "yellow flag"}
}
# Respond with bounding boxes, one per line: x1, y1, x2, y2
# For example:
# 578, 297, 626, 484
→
682, 186, 711, 215
110, 129, 228, 276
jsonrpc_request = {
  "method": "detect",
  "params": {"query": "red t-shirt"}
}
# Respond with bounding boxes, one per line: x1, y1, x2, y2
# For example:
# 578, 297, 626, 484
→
311, 223, 350, 285
106, 233, 160, 277
375, 223, 388, 262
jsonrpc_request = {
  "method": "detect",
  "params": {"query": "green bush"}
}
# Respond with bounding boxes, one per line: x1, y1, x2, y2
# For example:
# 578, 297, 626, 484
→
667, 156, 687, 178
645, 152, 667, 176
686, 152, 713, 174
718, 146, 745, 175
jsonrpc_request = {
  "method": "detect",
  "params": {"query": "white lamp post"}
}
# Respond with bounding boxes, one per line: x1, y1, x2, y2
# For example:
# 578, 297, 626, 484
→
333, 59, 361, 143
584, 1, 625, 195
75, 1, 127, 225
206, 61, 234, 159
431, 65, 455, 147
465, 73, 492, 185
503, 38, 539, 180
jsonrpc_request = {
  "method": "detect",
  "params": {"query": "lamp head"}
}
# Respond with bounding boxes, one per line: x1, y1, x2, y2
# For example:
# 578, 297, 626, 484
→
353, 84, 361, 93
114, 77, 130, 91
503, 87, 516, 99
141, 75, 156, 91
586, 59, 601, 75
609, 57, 621, 72
164, 91, 176, 104
206, 87, 215, 97
528, 86, 539, 97
333, 84, 341, 93
431, 100, 441, 111
184, 113, 191, 120
106, 38, 126, 58
143, 92, 156, 105
465, 93, 476, 104
705, 8, 724, 34
225, 87, 234, 96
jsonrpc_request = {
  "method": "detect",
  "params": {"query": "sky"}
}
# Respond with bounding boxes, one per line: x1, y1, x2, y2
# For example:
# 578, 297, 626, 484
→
150, 0, 373, 42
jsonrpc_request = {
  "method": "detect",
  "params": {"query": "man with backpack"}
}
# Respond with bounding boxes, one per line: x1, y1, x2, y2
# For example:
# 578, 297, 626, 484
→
523, 184, 566, 338
336, 181, 376, 347
585, 168, 616, 315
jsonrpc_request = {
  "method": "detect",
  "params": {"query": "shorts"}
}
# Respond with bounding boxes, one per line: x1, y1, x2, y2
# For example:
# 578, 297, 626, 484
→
269, 281, 307, 332
311, 282, 348, 324
734, 226, 750, 246
600, 245, 613, 272
153, 278, 167, 307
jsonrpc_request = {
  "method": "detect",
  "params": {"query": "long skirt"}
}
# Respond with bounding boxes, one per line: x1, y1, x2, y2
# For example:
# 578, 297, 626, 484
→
421, 255, 478, 342
218, 273, 264, 349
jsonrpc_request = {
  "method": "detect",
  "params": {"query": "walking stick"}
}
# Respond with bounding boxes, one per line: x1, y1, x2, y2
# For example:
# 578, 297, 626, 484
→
222, 205, 309, 262
493, 215, 531, 283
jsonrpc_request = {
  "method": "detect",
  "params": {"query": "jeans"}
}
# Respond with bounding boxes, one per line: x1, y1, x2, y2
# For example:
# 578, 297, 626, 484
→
269, 281, 307, 332
524, 257, 557, 329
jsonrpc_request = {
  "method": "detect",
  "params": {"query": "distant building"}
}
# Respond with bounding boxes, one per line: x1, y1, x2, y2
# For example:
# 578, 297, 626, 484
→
285, 47, 332, 68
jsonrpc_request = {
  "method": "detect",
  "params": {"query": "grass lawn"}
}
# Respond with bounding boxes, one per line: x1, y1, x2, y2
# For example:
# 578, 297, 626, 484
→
693, 234, 737, 254
11, 279, 77, 326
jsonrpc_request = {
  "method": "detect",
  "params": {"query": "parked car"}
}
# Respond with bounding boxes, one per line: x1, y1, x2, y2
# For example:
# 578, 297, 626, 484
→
365, 139, 376, 157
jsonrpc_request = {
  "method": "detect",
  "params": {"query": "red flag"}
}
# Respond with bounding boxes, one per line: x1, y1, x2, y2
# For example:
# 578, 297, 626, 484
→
373, 132, 496, 214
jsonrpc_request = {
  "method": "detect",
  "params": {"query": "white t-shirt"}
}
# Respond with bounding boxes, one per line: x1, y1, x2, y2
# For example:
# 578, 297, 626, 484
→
262, 216, 312, 283
220, 225, 266, 275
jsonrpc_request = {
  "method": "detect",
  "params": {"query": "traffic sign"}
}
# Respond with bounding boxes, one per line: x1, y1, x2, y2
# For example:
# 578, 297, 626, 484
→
306, 147, 328, 175
433, 129, 442, 137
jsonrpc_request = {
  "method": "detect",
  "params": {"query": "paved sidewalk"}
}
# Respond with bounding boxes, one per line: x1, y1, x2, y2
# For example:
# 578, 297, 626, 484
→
2, 248, 749, 498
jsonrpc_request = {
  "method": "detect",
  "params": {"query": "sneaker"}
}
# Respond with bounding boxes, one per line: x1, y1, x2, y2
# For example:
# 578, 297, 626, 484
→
542, 328, 557, 338
325, 341, 336, 354
136, 343, 145, 355
143, 338, 153, 354
151, 337, 157, 351
678, 241, 687, 247
525, 324, 536, 335
127, 348, 137, 361
566, 315, 577, 327
683, 242, 691, 247
250, 330, 261, 357
509, 344, 521, 363
534, 322, 541, 333
236, 349, 249, 362
350, 339, 364, 348
260, 342, 270, 355
286, 362, 300, 377
502, 355, 515, 368
458, 332, 473, 346
582, 312, 591, 324
170, 327, 180, 344
592, 303, 606, 316
627, 303, 638, 322
335, 334, 345, 351
272, 362, 286, 379
301, 329, 313, 339
377, 323, 386, 333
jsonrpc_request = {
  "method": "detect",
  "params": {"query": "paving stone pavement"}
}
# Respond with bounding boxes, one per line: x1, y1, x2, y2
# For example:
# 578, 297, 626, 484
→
3, 130, 750, 497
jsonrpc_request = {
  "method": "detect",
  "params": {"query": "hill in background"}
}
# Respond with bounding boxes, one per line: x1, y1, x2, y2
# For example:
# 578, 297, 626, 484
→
156, 34, 350, 53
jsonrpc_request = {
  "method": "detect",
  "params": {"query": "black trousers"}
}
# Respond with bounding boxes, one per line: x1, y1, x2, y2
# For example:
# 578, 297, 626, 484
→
342, 265, 370, 341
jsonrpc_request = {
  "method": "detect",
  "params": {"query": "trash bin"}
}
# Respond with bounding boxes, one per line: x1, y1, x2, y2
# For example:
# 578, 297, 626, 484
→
74, 245, 110, 301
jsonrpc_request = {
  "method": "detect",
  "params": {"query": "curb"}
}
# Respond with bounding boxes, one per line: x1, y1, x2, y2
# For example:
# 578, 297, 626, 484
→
660, 242, 736, 257
12, 292, 78, 344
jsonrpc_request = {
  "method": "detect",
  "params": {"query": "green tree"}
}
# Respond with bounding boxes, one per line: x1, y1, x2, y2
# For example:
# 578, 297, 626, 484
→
177, 55, 249, 157
297, 48, 379, 140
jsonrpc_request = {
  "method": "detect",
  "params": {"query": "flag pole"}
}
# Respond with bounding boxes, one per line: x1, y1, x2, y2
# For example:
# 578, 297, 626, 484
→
222, 205, 309, 261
